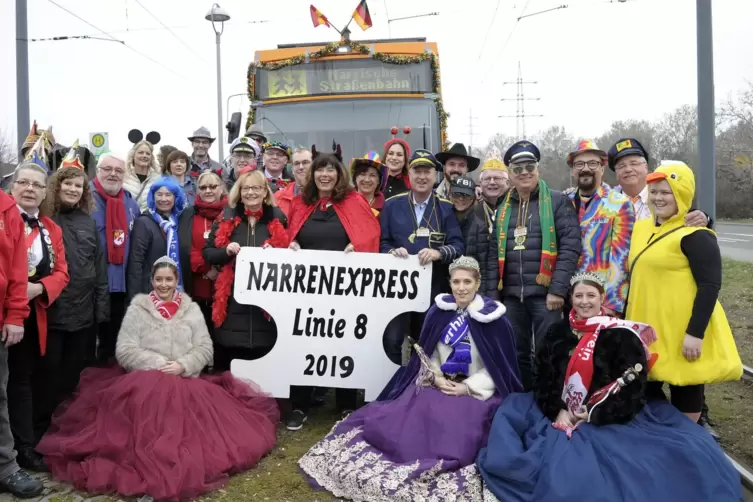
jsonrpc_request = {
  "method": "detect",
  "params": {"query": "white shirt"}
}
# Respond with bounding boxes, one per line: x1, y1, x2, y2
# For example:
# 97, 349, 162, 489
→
18, 206, 42, 267
615, 185, 650, 221
412, 193, 429, 223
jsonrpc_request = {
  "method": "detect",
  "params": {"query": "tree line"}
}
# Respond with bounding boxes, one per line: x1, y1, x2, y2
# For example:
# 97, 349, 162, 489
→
476, 82, 753, 219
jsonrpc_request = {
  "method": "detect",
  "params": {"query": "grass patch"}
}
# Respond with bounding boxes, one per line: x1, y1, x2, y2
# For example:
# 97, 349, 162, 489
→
24, 258, 753, 501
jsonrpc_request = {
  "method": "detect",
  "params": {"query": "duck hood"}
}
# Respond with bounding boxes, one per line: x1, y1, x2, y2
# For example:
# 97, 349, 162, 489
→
646, 160, 695, 222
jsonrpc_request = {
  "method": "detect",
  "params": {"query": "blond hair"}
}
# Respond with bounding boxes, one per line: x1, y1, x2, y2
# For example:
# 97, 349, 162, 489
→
228, 169, 274, 208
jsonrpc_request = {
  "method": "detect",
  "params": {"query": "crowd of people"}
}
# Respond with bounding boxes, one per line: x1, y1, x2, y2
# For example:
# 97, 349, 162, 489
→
0, 120, 742, 501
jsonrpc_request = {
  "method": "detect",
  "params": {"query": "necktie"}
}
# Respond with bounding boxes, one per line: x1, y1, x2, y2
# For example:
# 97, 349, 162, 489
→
22, 213, 38, 228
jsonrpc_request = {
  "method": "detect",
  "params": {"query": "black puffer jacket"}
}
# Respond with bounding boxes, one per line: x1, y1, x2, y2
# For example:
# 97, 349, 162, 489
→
499, 185, 581, 299
48, 207, 109, 331
203, 204, 287, 350
126, 213, 168, 303
457, 203, 498, 300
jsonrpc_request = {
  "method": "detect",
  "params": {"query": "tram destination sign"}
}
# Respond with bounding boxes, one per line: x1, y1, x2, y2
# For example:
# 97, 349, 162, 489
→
257, 58, 432, 100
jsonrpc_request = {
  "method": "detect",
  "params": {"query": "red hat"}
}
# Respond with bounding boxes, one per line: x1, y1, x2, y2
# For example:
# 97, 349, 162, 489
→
382, 138, 411, 161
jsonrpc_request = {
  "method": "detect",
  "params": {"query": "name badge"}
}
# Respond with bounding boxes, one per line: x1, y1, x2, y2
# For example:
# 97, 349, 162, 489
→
416, 227, 431, 238
514, 226, 528, 238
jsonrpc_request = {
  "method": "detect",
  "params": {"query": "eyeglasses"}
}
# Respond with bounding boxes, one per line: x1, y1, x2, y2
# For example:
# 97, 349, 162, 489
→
572, 160, 603, 170
615, 160, 646, 171
192, 140, 211, 147
14, 180, 46, 190
241, 185, 266, 194
481, 176, 508, 184
199, 184, 219, 191
509, 162, 538, 175
264, 150, 287, 159
232, 152, 255, 161
99, 166, 126, 176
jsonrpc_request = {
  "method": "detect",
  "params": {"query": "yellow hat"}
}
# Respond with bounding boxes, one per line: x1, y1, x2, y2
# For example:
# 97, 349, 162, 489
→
480, 159, 507, 172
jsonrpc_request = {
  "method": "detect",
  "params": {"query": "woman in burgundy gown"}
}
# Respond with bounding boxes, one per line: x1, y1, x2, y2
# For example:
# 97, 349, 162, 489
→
37, 256, 279, 501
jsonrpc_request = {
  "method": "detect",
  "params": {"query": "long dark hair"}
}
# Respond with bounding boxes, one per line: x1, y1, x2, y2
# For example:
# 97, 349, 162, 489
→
301, 153, 353, 205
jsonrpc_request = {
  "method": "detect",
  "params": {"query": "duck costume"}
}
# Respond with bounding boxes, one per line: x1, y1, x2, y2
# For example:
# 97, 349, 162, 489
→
626, 161, 742, 386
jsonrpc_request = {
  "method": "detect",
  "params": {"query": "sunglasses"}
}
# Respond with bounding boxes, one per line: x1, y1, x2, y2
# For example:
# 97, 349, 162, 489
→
510, 162, 537, 175
199, 184, 219, 191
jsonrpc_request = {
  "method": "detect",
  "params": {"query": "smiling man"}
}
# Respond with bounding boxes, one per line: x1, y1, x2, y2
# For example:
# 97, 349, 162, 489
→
435, 143, 480, 198
380, 149, 464, 365
495, 140, 581, 390
566, 139, 634, 317
187, 126, 223, 177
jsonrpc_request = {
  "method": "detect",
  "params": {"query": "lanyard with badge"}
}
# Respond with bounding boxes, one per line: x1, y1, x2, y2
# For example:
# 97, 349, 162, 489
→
408, 195, 442, 246
513, 197, 530, 251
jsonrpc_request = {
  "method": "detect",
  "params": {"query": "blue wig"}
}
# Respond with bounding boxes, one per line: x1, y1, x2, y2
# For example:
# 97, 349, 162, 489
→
147, 176, 186, 215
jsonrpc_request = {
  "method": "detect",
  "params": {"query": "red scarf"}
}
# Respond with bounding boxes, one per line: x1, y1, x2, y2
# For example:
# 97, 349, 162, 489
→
245, 208, 263, 220
563, 309, 658, 414
150, 290, 182, 320
194, 197, 225, 221
93, 177, 128, 265
287, 191, 380, 253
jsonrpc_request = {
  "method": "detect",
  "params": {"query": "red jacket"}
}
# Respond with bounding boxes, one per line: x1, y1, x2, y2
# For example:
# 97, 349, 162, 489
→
0, 192, 29, 329
30, 216, 69, 355
274, 182, 298, 218
287, 191, 380, 253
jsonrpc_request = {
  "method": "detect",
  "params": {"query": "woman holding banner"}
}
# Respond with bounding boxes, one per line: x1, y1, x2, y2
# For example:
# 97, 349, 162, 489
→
286, 152, 380, 431
298, 256, 522, 501
203, 168, 289, 372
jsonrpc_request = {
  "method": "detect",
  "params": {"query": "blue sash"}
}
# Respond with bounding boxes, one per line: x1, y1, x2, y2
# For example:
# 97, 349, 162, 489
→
440, 311, 472, 376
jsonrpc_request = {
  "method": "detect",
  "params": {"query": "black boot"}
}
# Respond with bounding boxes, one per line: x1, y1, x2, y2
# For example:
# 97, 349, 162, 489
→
16, 447, 48, 473
698, 405, 720, 442
0, 470, 43, 498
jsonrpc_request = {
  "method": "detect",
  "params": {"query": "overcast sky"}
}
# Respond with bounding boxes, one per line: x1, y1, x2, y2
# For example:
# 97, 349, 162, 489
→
1, 0, 752, 160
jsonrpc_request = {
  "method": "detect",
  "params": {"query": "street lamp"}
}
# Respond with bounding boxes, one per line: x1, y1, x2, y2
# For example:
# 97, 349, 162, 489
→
205, 3, 231, 161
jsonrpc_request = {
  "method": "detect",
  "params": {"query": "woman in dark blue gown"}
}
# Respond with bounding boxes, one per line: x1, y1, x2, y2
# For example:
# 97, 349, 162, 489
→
477, 273, 742, 502
299, 256, 522, 501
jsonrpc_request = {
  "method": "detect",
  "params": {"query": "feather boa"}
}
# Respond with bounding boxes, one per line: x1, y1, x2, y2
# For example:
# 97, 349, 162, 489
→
211, 213, 290, 328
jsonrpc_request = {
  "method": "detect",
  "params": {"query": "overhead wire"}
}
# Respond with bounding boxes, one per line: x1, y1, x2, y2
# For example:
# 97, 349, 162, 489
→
46, 0, 190, 81
478, 0, 533, 85
475, 0, 503, 64
132, 0, 209, 65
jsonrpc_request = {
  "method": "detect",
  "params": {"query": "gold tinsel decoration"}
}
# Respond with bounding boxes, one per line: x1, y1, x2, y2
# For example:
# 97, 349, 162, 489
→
245, 39, 450, 151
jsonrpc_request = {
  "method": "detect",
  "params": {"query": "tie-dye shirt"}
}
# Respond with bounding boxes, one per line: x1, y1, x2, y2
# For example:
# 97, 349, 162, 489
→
568, 183, 635, 313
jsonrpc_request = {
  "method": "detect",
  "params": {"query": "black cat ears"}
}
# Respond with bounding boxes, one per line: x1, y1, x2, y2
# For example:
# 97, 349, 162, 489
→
311, 139, 343, 162
128, 129, 161, 145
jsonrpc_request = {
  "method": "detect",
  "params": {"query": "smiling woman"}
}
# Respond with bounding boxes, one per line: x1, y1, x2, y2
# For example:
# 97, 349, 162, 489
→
47, 166, 108, 402
126, 176, 186, 303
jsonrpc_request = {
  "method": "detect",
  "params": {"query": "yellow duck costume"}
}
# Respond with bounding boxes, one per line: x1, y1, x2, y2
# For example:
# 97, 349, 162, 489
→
626, 161, 742, 385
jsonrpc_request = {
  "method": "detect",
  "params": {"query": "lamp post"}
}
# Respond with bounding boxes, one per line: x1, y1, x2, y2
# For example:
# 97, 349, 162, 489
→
205, 4, 231, 162
696, 0, 715, 221
16, 0, 30, 156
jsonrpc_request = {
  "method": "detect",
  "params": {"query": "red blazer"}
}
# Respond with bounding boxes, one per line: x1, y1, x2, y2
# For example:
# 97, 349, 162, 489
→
34, 217, 69, 355
287, 191, 380, 253
0, 193, 30, 329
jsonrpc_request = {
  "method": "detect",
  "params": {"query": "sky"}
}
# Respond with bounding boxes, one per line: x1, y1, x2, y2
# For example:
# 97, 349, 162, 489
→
1, 0, 753, 160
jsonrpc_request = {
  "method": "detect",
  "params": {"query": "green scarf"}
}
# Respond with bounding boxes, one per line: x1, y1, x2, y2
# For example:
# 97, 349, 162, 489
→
496, 179, 558, 289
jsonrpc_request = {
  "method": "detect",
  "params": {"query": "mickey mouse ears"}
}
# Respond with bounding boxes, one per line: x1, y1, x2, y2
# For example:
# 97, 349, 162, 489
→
128, 129, 161, 145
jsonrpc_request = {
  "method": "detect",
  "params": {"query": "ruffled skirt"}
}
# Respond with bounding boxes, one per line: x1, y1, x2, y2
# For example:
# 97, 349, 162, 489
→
37, 366, 279, 501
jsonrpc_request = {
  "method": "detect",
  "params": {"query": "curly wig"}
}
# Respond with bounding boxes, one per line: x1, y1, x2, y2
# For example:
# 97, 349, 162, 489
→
147, 175, 186, 215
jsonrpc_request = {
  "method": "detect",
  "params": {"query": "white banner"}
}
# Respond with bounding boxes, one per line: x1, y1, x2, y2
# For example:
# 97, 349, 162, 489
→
231, 247, 433, 400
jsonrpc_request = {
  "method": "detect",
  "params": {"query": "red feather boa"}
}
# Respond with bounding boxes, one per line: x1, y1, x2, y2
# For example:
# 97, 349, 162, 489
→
211, 212, 290, 328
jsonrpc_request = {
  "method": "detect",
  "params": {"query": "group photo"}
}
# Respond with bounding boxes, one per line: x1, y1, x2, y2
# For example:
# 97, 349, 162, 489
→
2, 0, 753, 500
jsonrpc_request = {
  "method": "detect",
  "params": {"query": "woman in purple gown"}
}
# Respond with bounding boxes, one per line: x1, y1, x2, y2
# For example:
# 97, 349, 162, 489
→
299, 256, 522, 501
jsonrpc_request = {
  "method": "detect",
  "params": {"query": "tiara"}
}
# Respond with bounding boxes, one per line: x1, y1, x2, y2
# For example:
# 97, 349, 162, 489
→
449, 256, 480, 274
570, 271, 605, 287
154, 256, 178, 268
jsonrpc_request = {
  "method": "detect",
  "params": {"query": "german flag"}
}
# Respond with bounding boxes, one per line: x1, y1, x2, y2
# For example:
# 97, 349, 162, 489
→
352, 0, 373, 31
310, 4, 330, 28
